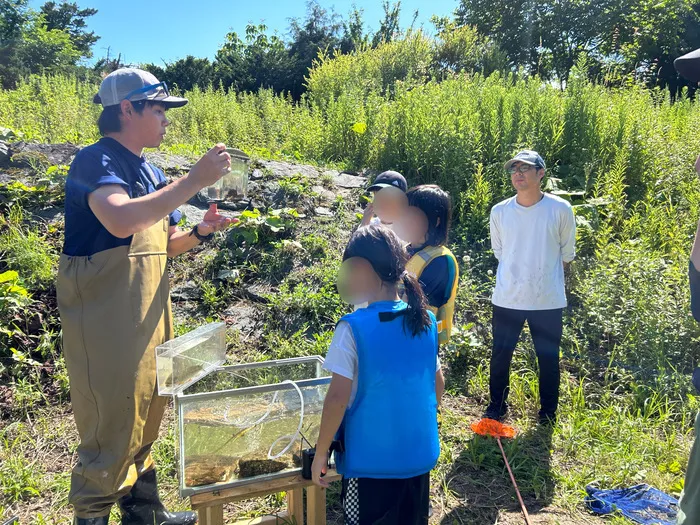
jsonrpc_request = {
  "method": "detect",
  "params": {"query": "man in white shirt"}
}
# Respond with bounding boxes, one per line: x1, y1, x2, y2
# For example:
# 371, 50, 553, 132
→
485, 150, 576, 425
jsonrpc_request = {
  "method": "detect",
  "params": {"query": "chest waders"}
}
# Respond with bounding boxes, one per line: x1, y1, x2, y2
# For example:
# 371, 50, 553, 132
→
58, 217, 174, 519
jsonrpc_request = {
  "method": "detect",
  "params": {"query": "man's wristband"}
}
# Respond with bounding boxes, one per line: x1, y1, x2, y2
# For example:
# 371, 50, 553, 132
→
190, 225, 214, 243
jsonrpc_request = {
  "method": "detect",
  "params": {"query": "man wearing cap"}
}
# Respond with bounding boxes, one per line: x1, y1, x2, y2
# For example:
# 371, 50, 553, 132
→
674, 48, 700, 525
58, 68, 234, 525
485, 150, 576, 424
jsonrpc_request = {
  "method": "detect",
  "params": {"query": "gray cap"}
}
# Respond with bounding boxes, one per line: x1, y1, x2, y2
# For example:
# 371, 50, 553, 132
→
93, 68, 188, 108
504, 150, 546, 171
675, 48, 700, 82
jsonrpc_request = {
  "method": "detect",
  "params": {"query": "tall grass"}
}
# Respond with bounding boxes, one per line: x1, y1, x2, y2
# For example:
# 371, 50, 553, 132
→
1, 39, 700, 409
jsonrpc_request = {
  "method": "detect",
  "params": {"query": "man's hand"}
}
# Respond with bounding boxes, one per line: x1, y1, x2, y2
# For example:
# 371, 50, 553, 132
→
360, 202, 375, 227
311, 450, 330, 488
188, 144, 231, 189
197, 203, 237, 236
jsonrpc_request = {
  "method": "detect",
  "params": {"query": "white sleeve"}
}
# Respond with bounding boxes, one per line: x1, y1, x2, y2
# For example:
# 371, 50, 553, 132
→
560, 205, 577, 263
322, 321, 357, 380
490, 207, 502, 260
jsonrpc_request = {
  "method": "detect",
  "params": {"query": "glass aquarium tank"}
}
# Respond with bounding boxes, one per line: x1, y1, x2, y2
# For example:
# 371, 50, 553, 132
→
156, 324, 331, 496
205, 148, 250, 202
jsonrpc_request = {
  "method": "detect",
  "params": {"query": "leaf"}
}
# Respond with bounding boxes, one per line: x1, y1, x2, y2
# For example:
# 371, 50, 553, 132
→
0, 270, 19, 283
351, 121, 367, 134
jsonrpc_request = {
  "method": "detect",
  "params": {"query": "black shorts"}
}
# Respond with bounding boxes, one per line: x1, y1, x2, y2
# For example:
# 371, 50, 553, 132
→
342, 473, 430, 525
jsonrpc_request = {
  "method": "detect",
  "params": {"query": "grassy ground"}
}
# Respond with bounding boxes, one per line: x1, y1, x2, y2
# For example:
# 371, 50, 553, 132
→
2, 371, 691, 524
0, 143, 695, 524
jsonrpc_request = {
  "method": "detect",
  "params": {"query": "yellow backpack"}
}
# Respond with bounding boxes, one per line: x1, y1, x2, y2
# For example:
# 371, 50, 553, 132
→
406, 245, 459, 345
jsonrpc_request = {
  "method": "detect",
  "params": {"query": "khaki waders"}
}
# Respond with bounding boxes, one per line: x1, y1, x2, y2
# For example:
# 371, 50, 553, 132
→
58, 217, 173, 519
679, 411, 700, 524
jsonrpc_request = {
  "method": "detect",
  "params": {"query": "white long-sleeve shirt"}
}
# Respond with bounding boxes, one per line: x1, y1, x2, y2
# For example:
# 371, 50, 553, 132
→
490, 193, 576, 311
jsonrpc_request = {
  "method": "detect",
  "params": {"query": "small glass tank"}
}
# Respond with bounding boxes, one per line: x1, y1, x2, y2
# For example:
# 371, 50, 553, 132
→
156, 324, 330, 496
206, 148, 250, 202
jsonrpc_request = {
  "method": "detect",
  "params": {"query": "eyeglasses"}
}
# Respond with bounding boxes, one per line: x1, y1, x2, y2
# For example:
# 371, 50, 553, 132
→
508, 164, 537, 174
124, 82, 170, 102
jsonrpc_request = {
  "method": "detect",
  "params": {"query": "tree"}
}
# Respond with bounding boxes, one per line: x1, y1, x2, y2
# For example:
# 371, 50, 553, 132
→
0, 0, 28, 43
144, 56, 214, 92
288, 1, 344, 98
431, 17, 507, 78
339, 6, 368, 53
0, 1, 92, 88
454, 0, 700, 89
40, 1, 98, 58
214, 24, 295, 93
372, 1, 401, 47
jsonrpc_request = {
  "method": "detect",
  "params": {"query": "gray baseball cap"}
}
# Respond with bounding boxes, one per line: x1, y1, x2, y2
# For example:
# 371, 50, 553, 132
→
504, 150, 546, 171
93, 68, 188, 108
675, 48, 700, 82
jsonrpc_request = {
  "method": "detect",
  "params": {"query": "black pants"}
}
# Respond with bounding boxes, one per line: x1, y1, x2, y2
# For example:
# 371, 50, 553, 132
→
342, 473, 430, 525
489, 305, 563, 416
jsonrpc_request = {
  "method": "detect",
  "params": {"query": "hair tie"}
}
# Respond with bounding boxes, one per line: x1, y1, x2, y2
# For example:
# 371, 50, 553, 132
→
400, 270, 409, 280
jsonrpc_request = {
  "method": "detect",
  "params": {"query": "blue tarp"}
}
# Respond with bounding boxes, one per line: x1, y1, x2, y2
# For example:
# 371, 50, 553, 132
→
585, 484, 678, 525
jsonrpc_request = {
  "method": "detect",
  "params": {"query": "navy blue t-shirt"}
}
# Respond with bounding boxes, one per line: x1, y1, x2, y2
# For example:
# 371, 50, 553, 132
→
63, 137, 182, 257
408, 245, 454, 309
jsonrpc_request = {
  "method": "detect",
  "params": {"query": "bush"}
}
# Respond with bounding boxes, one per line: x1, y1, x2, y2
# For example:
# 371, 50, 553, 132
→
0, 210, 58, 291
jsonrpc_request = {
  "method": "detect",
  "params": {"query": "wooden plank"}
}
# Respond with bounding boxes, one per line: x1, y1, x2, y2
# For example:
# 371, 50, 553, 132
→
232, 511, 290, 525
287, 487, 304, 524
306, 485, 326, 525
198, 504, 224, 525
190, 470, 341, 510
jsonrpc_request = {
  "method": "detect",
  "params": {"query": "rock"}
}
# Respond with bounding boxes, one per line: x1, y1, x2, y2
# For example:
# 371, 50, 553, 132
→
178, 203, 239, 225
223, 302, 261, 334
256, 159, 340, 181
311, 185, 336, 203
216, 269, 240, 282
333, 172, 368, 189
0, 141, 9, 167
170, 281, 200, 302
33, 206, 64, 224
11, 142, 79, 166
250, 168, 265, 181
314, 206, 334, 217
146, 151, 193, 175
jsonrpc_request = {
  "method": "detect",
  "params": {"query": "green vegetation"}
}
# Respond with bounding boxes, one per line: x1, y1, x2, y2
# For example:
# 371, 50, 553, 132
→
3, 19, 700, 524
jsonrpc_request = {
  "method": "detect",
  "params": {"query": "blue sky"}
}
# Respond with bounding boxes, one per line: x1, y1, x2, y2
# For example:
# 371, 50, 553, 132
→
29, 0, 459, 66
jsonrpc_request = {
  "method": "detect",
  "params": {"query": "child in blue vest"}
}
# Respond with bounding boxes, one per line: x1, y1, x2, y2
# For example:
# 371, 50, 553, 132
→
312, 225, 445, 525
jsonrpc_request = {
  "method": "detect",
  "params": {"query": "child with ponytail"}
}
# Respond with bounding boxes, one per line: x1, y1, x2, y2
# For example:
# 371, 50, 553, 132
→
394, 184, 459, 346
312, 225, 444, 525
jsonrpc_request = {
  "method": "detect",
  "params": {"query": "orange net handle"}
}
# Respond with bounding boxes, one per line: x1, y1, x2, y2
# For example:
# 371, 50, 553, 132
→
470, 418, 517, 439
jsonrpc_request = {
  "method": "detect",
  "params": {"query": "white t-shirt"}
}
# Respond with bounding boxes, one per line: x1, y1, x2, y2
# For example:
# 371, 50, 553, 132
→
489, 193, 576, 311
323, 320, 441, 407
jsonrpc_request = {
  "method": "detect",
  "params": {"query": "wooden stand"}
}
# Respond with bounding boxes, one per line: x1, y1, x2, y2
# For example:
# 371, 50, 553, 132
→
190, 470, 341, 525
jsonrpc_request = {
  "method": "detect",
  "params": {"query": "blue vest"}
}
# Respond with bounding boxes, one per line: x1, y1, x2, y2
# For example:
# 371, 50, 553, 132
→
334, 300, 440, 479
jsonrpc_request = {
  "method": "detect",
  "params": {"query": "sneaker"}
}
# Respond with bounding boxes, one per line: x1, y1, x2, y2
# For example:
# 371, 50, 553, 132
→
483, 404, 507, 422
538, 412, 557, 426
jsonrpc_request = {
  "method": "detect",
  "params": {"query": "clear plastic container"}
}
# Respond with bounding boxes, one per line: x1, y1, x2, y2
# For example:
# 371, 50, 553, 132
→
155, 322, 226, 396
206, 148, 250, 202
154, 328, 331, 496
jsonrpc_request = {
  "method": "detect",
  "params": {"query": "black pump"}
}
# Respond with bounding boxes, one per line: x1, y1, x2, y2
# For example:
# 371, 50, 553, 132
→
118, 469, 197, 525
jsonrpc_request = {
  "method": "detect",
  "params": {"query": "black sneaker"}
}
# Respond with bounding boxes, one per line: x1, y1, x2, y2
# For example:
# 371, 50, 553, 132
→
483, 404, 507, 422
538, 412, 557, 426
